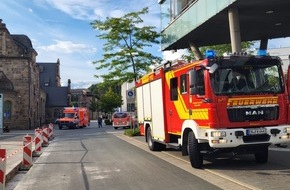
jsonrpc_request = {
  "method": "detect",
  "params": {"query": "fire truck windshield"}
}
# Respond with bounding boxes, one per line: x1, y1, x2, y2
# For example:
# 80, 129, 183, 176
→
62, 113, 75, 118
211, 62, 283, 95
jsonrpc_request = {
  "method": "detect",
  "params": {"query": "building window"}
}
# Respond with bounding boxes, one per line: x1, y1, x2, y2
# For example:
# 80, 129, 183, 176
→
4, 100, 12, 120
44, 77, 50, 86
170, 77, 178, 101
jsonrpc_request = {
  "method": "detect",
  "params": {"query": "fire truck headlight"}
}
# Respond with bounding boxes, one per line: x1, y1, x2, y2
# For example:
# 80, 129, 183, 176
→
283, 127, 290, 133
211, 131, 226, 137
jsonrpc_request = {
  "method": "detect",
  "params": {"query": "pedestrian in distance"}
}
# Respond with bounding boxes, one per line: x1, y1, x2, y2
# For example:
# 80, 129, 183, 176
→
98, 115, 103, 128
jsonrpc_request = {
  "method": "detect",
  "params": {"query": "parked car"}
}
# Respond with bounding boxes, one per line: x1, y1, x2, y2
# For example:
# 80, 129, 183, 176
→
112, 112, 135, 130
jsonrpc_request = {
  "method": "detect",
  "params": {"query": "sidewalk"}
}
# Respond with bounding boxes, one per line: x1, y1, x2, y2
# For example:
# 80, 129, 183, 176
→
0, 130, 35, 183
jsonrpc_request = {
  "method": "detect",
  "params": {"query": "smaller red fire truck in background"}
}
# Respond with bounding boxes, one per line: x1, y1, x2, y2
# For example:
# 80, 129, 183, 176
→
136, 50, 290, 168
112, 112, 137, 130
58, 107, 90, 130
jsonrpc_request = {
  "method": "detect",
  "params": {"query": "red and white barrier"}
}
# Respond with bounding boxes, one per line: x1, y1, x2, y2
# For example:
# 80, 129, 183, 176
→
33, 128, 43, 157
48, 123, 54, 140
42, 127, 49, 147
0, 149, 6, 190
22, 135, 33, 170
0, 130, 55, 184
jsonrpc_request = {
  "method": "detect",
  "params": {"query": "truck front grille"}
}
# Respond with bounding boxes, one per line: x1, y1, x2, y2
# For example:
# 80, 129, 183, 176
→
227, 106, 278, 122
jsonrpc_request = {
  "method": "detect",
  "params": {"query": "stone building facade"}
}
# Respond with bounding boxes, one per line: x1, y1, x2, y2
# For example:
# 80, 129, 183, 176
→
0, 19, 46, 129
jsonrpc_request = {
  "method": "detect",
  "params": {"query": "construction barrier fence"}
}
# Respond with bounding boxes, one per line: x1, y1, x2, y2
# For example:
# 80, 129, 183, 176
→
0, 123, 54, 190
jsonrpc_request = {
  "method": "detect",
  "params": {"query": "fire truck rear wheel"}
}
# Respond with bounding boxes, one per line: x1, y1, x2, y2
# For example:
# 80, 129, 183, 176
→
254, 146, 268, 164
59, 125, 62, 130
188, 131, 203, 169
147, 127, 163, 151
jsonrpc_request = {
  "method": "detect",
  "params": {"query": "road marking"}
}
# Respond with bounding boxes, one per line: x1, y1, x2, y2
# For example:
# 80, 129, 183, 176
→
116, 134, 261, 190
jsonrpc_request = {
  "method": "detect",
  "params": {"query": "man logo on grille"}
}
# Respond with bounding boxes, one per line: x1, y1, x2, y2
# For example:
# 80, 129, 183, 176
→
245, 110, 264, 116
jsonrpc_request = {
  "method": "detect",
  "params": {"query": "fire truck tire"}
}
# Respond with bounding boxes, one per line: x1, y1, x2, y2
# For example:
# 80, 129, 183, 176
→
254, 146, 268, 164
147, 127, 163, 151
59, 125, 63, 130
188, 131, 203, 169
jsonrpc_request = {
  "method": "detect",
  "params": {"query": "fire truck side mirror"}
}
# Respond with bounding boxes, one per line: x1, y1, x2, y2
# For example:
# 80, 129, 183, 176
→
209, 63, 218, 74
189, 69, 198, 95
287, 65, 290, 95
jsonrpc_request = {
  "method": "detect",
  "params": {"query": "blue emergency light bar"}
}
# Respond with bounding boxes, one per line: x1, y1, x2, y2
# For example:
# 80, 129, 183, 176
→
257, 49, 267, 56
205, 50, 215, 58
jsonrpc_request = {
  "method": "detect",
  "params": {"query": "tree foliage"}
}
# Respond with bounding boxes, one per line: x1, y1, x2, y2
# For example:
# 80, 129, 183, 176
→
90, 7, 162, 84
89, 82, 122, 115
89, 97, 98, 118
89, 82, 121, 99
99, 88, 123, 113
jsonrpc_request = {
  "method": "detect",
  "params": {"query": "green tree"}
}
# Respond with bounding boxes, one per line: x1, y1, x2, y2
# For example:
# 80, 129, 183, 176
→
90, 7, 161, 84
89, 97, 98, 119
99, 88, 123, 114
89, 82, 121, 99
182, 42, 254, 62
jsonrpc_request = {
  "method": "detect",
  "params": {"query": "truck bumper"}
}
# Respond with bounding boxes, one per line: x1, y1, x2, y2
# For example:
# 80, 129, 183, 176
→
203, 125, 290, 148
58, 123, 76, 128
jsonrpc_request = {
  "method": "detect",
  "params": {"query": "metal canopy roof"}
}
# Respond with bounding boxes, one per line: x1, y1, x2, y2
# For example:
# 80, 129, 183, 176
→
165, 0, 290, 50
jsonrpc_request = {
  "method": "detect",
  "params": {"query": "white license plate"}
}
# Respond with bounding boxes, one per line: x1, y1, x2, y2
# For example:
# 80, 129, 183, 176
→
246, 128, 267, 135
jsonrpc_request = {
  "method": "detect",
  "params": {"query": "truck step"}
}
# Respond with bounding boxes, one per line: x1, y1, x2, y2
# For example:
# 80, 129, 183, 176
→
166, 143, 181, 150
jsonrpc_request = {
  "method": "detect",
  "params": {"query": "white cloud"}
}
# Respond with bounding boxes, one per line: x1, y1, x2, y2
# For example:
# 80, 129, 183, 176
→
37, 40, 97, 54
42, 0, 104, 20
41, 0, 160, 22
162, 49, 188, 61
109, 10, 126, 18
66, 80, 100, 89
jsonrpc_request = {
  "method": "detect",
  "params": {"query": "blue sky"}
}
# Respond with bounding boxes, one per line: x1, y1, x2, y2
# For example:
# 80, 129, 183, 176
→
1, 0, 289, 89
0, 0, 161, 89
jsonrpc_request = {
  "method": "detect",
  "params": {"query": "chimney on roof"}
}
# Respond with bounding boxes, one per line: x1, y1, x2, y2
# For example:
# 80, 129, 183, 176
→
0, 19, 8, 56
68, 79, 71, 92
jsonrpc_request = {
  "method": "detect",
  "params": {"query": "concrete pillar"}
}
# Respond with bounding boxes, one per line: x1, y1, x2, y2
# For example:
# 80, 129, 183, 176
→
189, 42, 203, 60
228, 8, 242, 53
260, 39, 268, 50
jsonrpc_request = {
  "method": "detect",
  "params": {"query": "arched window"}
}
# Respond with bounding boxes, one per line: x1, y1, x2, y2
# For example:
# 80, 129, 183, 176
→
4, 100, 12, 120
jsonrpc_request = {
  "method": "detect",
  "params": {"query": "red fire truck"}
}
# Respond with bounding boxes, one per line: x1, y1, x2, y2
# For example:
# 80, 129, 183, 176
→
57, 107, 90, 130
136, 50, 290, 168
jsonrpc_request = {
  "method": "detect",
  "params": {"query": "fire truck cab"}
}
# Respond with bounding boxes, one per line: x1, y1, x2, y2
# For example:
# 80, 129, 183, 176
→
136, 50, 290, 168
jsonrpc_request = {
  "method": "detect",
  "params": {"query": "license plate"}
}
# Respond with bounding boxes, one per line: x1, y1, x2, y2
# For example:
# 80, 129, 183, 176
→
246, 128, 267, 135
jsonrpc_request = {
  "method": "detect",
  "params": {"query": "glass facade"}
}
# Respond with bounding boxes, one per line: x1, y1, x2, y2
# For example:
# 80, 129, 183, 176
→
160, 0, 197, 31
159, 0, 237, 50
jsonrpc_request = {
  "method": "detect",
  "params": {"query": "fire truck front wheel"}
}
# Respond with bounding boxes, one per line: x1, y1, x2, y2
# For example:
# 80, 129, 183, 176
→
147, 127, 164, 151
188, 131, 203, 169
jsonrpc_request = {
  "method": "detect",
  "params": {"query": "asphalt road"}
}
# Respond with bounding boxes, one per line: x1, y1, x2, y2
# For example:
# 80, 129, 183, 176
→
11, 122, 220, 190
6, 121, 290, 190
